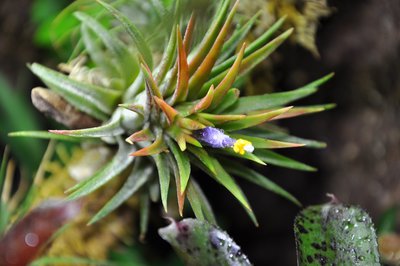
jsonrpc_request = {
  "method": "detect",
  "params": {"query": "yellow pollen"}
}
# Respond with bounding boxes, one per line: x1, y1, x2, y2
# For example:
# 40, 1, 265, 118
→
233, 139, 254, 155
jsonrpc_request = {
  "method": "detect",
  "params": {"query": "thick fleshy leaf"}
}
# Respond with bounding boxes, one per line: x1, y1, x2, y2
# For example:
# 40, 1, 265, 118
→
220, 106, 292, 131
206, 42, 245, 105
187, 0, 239, 97
67, 140, 134, 199
211, 88, 240, 113
294, 202, 380, 265
230, 134, 305, 149
159, 218, 252, 265
166, 138, 190, 194
97, 0, 153, 68
29, 63, 121, 120
8, 131, 81, 142
170, 27, 189, 104
89, 161, 153, 224
74, 11, 138, 84
225, 73, 334, 114
254, 149, 316, 171
49, 109, 124, 137
153, 153, 170, 212
226, 162, 300, 206
270, 103, 336, 120
187, 180, 216, 224
188, 0, 231, 74
211, 15, 286, 77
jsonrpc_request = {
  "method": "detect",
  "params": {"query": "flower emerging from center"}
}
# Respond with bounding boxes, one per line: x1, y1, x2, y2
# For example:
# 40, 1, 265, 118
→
194, 127, 254, 155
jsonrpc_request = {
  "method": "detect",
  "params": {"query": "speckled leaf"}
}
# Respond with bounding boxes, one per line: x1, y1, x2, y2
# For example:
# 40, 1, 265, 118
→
159, 218, 252, 266
294, 201, 380, 265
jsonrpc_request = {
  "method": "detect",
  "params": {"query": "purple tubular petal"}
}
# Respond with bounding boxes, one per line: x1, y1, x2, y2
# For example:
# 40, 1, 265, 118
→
193, 127, 235, 148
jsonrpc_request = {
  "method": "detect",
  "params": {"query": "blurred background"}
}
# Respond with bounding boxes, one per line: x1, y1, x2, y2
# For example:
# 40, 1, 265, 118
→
0, 0, 399, 265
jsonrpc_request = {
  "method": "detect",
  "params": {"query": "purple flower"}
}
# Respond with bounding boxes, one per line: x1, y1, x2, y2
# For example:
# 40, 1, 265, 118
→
193, 127, 236, 148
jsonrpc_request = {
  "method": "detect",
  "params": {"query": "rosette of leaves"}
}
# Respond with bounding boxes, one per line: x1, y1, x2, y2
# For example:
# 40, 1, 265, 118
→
11, 0, 333, 228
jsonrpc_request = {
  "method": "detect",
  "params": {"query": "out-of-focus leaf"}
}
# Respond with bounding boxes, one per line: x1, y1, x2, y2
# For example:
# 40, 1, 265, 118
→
294, 201, 380, 265
226, 162, 300, 206
89, 161, 153, 224
271, 104, 336, 120
159, 218, 252, 265
8, 131, 82, 142
377, 206, 398, 235
230, 134, 304, 149
139, 193, 150, 241
30, 256, 112, 266
67, 140, 134, 199
97, 0, 153, 69
29, 63, 121, 120
254, 149, 316, 171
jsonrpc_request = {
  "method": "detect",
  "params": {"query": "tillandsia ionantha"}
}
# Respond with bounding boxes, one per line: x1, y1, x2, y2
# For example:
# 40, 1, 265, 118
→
11, 0, 334, 229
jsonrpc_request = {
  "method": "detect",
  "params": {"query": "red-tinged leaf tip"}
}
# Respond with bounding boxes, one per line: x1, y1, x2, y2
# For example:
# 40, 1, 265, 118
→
141, 62, 162, 98
183, 13, 196, 53
171, 27, 189, 104
153, 96, 179, 124
48, 129, 68, 135
130, 137, 167, 157
125, 128, 153, 144
191, 85, 215, 114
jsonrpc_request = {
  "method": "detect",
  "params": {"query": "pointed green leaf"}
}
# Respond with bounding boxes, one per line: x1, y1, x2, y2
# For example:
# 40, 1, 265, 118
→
226, 162, 300, 206
89, 162, 153, 224
187, 181, 204, 220
220, 106, 292, 131
254, 149, 316, 171
171, 27, 189, 104
141, 62, 162, 98
97, 0, 153, 68
0, 147, 9, 198
225, 73, 334, 114
154, 25, 177, 85
215, 148, 266, 165
166, 138, 190, 193
270, 103, 336, 120
187, 146, 216, 175
67, 140, 134, 199
211, 15, 286, 77
49, 110, 124, 138
153, 153, 170, 212
187, 180, 216, 224
211, 88, 240, 113
8, 131, 81, 142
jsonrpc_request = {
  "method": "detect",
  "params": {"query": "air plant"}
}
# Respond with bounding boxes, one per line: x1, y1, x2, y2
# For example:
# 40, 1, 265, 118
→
11, 0, 333, 232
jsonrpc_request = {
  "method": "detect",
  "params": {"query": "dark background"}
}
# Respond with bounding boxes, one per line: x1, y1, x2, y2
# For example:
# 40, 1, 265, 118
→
0, 0, 399, 265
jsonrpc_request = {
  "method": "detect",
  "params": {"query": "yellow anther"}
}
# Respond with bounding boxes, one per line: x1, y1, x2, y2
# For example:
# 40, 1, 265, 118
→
233, 139, 254, 155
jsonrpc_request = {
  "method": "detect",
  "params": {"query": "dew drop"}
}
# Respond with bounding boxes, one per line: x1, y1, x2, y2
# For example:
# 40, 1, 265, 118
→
25, 232, 39, 247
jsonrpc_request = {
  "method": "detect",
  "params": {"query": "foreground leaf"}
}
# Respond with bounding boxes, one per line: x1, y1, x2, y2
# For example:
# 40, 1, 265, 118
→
159, 218, 251, 266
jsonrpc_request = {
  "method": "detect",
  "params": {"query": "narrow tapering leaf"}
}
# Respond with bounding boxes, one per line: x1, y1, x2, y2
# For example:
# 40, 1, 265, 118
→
226, 162, 300, 206
254, 149, 316, 171
154, 96, 179, 124
166, 138, 190, 193
211, 88, 240, 113
187, 180, 216, 224
131, 135, 167, 156
196, 113, 245, 124
155, 25, 177, 85
141, 62, 162, 98
171, 27, 189, 104
139, 193, 150, 241
230, 134, 305, 149
168, 154, 185, 216
67, 140, 134, 199
220, 107, 292, 131
8, 131, 81, 142
225, 73, 334, 114
125, 128, 154, 144
270, 104, 336, 120
97, 0, 153, 68
153, 153, 170, 212
189, 85, 214, 114
89, 162, 153, 224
